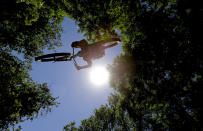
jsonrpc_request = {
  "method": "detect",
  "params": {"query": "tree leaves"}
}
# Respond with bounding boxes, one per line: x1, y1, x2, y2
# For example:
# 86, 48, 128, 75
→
0, 0, 66, 59
0, 49, 59, 129
63, 0, 202, 130
0, 0, 65, 129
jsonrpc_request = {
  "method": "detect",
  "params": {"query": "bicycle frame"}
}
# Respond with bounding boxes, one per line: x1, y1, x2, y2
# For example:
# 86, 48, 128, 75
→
72, 47, 78, 66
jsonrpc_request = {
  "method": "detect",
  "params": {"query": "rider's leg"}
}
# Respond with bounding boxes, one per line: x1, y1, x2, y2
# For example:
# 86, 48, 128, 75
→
94, 38, 121, 46
104, 42, 119, 49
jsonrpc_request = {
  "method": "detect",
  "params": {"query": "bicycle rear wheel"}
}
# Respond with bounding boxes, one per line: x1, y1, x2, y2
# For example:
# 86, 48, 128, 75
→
35, 53, 71, 62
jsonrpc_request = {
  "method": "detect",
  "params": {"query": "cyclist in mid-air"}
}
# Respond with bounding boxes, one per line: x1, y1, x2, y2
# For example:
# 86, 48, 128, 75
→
71, 38, 121, 70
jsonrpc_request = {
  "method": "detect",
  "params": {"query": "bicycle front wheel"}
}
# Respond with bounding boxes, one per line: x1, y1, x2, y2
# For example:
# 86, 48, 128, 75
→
35, 53, 71, 62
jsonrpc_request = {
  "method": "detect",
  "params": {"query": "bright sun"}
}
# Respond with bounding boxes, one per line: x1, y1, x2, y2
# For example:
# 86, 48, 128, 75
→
89, 66, 109, 86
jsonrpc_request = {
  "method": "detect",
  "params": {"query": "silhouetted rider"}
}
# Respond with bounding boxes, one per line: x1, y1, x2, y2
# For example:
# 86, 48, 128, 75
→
71, 38, 121, 70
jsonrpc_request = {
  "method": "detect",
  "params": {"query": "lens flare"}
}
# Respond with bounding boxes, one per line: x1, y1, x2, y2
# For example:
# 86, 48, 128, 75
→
89, 66, 109, 86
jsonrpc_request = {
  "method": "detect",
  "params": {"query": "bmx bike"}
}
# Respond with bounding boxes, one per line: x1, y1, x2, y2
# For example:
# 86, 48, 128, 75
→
35, 38, 121, 63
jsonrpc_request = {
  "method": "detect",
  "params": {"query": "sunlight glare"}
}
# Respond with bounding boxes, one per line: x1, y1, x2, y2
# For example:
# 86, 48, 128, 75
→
89, 66, 109, 86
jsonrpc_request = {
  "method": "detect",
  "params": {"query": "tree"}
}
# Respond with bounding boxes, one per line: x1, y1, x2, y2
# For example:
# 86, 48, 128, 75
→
0, 49, 59, 129
0, 0, 67, 129
63, 95, 135, 131
64, 0, 202, 130
108, 0, 202, 130
0, 0, 67, 59
64, 0, 119, 42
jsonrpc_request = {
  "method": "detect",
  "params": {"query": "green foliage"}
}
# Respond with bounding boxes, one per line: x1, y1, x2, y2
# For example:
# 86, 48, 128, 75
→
0, 0, 66, 129
64, 0, 119, 42
0, 0, 67, 59
0, 49, 59, 129
63, 0, 202, 130
64, 103, 135, 131
63, 121, 77, 131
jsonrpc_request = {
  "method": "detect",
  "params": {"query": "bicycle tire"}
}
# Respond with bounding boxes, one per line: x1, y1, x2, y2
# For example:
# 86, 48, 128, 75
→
35, 53, 71, 62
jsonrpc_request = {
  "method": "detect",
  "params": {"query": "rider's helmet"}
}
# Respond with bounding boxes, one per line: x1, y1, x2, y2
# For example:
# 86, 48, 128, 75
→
71, 39, 88, 48
71, 41, 80, 48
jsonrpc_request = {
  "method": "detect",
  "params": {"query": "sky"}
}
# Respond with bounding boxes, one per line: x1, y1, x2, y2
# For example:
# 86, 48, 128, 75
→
18, 18, 122, 131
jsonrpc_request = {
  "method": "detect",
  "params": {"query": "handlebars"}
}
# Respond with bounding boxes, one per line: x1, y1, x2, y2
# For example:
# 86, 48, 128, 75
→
72, 47, 75, 56
71, 47, 77, 66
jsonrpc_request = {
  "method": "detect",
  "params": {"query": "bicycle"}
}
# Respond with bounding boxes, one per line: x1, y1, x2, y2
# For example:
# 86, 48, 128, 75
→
35, 38, 121, 68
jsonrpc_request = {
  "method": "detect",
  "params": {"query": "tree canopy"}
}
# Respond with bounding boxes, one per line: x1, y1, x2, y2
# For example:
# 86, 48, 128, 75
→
0, 49, 58, 129
1, 0, 202, 130
64, 0, 202, 130
0, 0, 67, 129
0, 0, 67, 59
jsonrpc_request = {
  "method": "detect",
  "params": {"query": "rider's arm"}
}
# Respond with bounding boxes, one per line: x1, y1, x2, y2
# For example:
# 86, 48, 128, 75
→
75, 60, 92, 70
